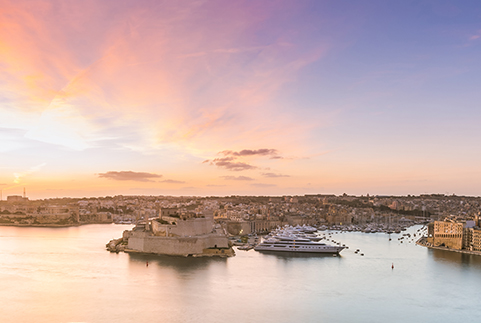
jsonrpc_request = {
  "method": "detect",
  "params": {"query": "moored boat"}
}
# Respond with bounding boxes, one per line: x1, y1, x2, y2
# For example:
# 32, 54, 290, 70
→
254, 236, 345, 254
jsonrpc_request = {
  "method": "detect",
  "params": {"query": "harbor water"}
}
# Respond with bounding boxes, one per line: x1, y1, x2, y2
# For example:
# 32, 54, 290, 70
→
1, 224, 480, 323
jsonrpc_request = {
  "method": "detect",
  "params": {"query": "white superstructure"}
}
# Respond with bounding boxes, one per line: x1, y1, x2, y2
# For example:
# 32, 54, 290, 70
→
254, 236, 345, 254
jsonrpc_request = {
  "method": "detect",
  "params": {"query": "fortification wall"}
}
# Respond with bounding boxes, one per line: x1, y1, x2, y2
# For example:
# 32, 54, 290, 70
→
127, 231, 230, 256
152, 217, 214, 237
433, 236, 463, 250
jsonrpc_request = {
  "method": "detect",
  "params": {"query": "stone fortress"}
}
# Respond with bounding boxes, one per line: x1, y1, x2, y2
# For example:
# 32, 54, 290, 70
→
116, 207, 235, 257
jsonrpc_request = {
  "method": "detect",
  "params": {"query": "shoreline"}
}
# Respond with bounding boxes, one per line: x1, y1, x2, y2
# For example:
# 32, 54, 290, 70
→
416, 236, 481, 257
0, 222, 117, 228
0, 223, 82, 228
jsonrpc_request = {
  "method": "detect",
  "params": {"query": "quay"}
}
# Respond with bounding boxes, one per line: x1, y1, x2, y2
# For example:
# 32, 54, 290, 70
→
416, 236, 481, 257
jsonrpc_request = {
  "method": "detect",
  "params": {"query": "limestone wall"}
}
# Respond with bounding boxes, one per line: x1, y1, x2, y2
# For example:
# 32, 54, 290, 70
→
127, 231, 230, 256
126, 231, 148, 251
432, 236, 463, 250
152, 217, 214, 237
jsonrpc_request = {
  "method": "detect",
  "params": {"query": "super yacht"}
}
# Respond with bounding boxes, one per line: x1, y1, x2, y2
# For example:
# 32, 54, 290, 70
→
254, 236, 345, 254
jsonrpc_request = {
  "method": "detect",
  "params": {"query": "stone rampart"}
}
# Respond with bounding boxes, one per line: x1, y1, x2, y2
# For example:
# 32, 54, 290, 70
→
126, 231, 231, 257
151, 217, 214, 237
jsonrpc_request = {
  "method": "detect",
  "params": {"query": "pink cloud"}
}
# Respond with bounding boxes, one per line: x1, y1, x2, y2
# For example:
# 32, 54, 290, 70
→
221, 149, 279, 157
204, 157, 257, 172
97, 171, 162, 182
0, 0, 327, 155
262, 172, 290, 178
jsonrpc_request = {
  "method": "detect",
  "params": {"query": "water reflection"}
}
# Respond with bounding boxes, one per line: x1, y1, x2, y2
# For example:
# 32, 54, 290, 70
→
128, 253, 227, 271
430, 249, 481, 270
256, 251, 343, 260
2, 224, 481, 323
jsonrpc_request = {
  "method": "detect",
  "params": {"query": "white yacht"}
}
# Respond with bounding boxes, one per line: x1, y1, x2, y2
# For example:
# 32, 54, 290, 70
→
254, 236, 345, 254
265, 226, 325, 243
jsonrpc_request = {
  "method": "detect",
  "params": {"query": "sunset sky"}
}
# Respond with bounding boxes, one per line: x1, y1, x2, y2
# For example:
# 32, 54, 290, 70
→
1, 0, 481, 199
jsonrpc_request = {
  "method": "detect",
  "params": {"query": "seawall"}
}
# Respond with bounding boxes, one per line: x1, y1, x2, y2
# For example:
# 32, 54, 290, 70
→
416, 236, 481, 257
125, 230, 234, 257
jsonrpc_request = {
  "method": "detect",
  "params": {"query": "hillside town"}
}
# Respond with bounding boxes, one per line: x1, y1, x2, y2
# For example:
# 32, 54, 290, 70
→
0, 193, 478, 230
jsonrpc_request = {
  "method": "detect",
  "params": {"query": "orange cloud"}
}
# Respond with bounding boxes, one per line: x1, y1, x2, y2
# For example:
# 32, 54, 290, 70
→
221, 176, 254, 181
262, 173, 290, 178
161, 179, 186, 184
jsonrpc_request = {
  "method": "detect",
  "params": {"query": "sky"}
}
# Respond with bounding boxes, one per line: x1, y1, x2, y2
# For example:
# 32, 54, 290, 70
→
1, 0, 481, 199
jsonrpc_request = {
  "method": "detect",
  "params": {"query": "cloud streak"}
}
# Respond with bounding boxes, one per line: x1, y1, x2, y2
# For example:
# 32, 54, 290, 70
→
0, 1, 325, 156
97, 171, 162, 182
204, 148, 283, 172
469, 30, 481, 41
221, 176, 254, 181
221, 149, 279, 157
161, 179, 186, 184
262, 172, 290, 178
13, 163, 46, 184
251, 183, 277, 188
203, 157, 257, 171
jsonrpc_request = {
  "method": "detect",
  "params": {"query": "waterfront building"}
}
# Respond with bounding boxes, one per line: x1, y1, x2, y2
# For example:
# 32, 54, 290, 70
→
472, 228, 481, 252
427, 220, 463, 249
464, 228, 473, 250
461, 220, 476, 249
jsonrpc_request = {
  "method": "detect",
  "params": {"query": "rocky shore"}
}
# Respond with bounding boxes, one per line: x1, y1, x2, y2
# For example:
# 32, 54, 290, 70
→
106, 237, 127, 253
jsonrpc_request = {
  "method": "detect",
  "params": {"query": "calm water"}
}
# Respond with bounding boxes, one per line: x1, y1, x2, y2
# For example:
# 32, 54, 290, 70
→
1, 224, 480, 323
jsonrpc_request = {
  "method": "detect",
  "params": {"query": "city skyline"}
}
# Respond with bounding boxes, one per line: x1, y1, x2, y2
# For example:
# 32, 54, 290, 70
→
1, 0, 481, 199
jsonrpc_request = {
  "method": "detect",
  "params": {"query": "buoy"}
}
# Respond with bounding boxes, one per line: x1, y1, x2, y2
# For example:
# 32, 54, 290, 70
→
392, 263, 394, 269
146, 261, 149, 267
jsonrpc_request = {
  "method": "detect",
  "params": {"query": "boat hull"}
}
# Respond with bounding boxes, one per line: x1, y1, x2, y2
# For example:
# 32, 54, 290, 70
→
254, 245, 344, 254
